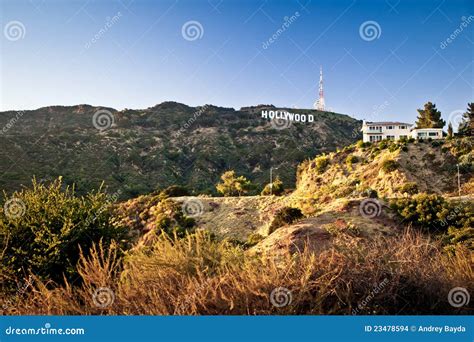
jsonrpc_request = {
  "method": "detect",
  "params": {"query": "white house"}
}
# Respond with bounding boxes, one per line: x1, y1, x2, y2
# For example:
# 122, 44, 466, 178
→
361, 121, 412, 142
362, 121, 444, 142
410, 127, 443, 140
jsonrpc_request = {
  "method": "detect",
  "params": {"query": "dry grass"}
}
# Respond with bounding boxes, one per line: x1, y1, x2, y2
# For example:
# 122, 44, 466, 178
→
1, 229, 472, 315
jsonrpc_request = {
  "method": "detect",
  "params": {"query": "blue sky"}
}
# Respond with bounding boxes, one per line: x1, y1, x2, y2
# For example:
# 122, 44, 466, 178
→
1, 0, 473, 126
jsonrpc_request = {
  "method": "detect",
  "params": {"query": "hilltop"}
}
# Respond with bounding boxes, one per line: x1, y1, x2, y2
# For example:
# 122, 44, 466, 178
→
0, 102, 360, 199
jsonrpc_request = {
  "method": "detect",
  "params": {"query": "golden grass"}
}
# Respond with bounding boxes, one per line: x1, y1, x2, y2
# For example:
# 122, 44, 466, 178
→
1, 229, 472, 315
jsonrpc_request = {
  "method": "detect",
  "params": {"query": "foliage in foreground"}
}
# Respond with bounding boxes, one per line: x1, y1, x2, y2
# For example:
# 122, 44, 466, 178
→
390, 193, 473, 251
1, 229, 472, 315
0, 178, 127, 287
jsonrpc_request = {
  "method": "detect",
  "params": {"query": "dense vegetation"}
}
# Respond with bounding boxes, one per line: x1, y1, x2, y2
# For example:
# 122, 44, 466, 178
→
0, 103, 360, 199
0, 178, 127, 289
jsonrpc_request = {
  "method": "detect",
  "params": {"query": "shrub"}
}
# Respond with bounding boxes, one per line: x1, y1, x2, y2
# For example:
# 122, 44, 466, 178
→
268, 207, 304, 234
154, 199, 196, 238
345, 155, 359, 167
260, 177, 284, 196
398, 182, 419, 195
246, 233, 264, 247
381, 159, 399, 173
431, 140, 443, 148
158, 185, 190, 199
216, 171, 252, 196
0, 178, 127, 285
356, 140, 370, 149
401, 145, 409, 152
365, 188, 378, 198
389, 194, 472, 239
314, 156, 329, 174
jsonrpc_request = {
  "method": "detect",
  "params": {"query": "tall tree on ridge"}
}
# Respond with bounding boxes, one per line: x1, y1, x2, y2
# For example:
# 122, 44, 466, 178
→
415, 102, 445, 128
458, 102, 473, 136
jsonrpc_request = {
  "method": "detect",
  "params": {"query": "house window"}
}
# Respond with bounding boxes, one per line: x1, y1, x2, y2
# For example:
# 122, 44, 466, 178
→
399, 125, 406, 129
428, 132, 438, 136
399, 135, 407, 139
386, 135, 395, 140
369, 135, 383, 142
417, 132, 427, 137
387, 126, 394, 130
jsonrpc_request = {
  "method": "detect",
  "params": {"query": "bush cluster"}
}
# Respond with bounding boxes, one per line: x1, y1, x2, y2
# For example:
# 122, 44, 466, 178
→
268, 207, 304, 234
0, 178, 127, 286
381, 159, 399, 173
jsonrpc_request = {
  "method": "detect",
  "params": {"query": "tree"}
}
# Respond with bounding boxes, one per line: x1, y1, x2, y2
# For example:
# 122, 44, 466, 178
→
415, 102, 445, 128
216, 170, 251, 196
458, 102, 474, 136
261, 176, 284, 196
447, 122, 453, 138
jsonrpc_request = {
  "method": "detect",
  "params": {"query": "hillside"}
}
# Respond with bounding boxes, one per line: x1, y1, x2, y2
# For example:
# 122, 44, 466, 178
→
0, 103, 360, 199
111, 136, 473, 260
294, 137, 473, 207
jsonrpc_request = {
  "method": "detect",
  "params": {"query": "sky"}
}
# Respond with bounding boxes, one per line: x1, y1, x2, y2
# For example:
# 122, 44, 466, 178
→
0, 0, 473, 127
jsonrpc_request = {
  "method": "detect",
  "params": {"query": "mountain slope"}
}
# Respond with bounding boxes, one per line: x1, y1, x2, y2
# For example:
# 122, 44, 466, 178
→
0, 102, 361, 199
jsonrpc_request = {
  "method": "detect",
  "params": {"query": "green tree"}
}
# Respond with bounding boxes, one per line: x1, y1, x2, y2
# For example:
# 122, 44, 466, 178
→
458, 102, 474, 136
261, 176, 284, 196
415, 102, 445, 128
447, 122, 453, 138
0, 178, 127, 285
216, 170, 251, 196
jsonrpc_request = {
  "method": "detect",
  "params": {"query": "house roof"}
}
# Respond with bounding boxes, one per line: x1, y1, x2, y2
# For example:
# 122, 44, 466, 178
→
410, 127, 443, 131
364, 121, 412, 126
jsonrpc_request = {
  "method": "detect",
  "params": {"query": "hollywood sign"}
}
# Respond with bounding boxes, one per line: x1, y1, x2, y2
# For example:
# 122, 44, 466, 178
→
261, 110, 314, 123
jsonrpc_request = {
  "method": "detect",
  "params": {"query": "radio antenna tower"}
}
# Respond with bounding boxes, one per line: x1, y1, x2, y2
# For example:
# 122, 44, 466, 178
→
313, 66, 325, 111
